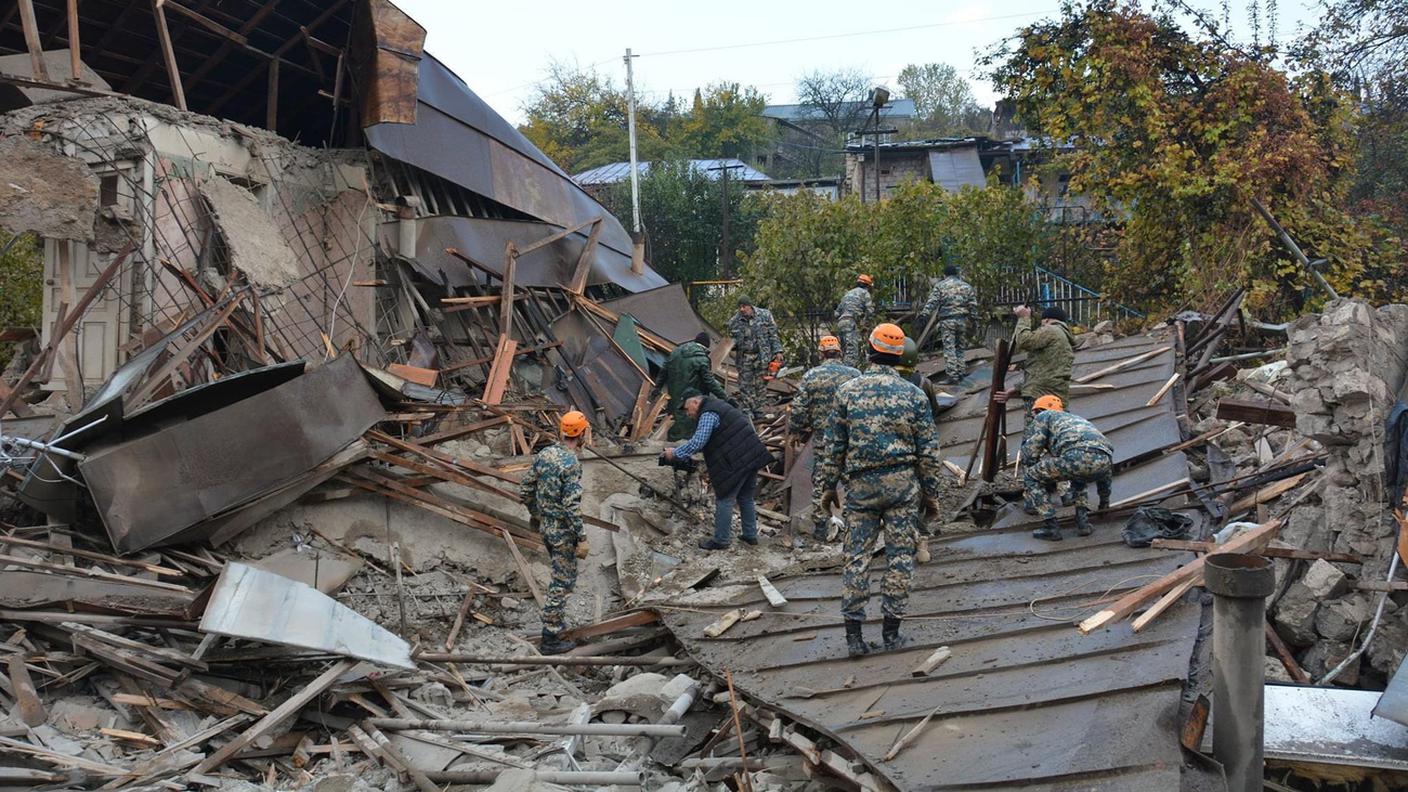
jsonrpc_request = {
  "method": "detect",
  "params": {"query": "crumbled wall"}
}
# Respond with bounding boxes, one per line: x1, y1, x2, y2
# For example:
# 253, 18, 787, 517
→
1276, 298, 1408, 682
0, 135, 98, 240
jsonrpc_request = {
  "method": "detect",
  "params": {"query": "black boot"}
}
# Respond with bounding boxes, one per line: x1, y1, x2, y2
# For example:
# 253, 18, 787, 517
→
844, 619, 869, 658
1098, 495, 1110, 511
1075, 507, 1093, 536
1033, 517, 1062, 541
540, 629, 576, 655
882, 616, 905, 651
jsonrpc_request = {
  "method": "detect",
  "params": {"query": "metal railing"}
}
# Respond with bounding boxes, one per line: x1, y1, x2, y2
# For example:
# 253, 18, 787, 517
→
991, 265, 1143, 326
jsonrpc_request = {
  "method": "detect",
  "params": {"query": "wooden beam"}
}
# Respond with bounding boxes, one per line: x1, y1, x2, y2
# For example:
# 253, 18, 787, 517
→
481, 336, 517, 406
559, 610, 659, 642
65, 0, 80, 81
515, 218, 597, 258
1145, 373, 1179, 407
499, 242, 517, 340
16, 0, 49, 82
162, 0, 249, 45
0, 249, 131, 418
1078, 520, 1280, 634
501, 528, 543, 607
1215, 397, 1297, 428
182, 0, 279, 93
150, 0, 187, 111
1150, 539, 1361, 564
567, 218, 604, 295
265, 56, 278, 130
1073, 345, 1172, 384
192, 659, 354, 773
207, 0, 347, 114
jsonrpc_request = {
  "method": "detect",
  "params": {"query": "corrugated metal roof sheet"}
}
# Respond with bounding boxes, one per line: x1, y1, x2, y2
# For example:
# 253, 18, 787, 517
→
573, 159, 772, 185
658, 333, 1204, 790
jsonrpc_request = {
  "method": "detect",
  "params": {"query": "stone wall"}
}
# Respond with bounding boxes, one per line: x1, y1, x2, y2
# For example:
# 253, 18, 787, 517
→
1273, 298, 1408, 683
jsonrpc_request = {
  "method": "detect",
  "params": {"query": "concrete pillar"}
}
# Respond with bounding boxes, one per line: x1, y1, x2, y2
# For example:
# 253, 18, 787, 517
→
1205, 553, 1274, 792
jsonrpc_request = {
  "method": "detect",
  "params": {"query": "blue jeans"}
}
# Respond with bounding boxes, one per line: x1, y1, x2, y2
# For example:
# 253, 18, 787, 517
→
713, 473, 758, 545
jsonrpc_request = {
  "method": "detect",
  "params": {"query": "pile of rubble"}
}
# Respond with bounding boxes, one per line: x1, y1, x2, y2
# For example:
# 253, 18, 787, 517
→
1174, 297, 1408, 690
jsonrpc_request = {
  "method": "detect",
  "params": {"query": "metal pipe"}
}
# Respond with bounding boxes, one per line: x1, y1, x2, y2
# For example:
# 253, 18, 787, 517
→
413, 652, 690, 668
1204, 553, 1274, 792
366, 717, 686, 738
427, 769, 644, 786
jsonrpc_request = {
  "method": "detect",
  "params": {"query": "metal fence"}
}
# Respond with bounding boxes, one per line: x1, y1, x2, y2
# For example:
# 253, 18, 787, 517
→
991, 265, 1143, 327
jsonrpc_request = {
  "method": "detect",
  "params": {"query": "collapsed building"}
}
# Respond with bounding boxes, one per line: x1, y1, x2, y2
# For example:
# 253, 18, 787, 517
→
1, 3, 1407, 792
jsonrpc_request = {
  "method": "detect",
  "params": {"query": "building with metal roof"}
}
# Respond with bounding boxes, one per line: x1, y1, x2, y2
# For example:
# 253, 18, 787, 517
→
573, 158, 773, 188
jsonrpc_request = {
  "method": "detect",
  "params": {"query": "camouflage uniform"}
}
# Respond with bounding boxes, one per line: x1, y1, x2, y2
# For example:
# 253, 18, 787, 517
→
727, 307, 783, 418
833, 286, 875, 369
788, 359, 861, 536
1020, 410, 1113, 520
518, 443, 584, 638
920, 275, 977, 381
821, 366, 943, 621
1013, 316, 1075, 409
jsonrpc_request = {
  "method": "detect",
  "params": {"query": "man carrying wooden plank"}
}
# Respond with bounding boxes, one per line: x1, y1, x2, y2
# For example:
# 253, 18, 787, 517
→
788, 335, 860, 542
1021, 396, 1113, 541
819, 323, 944, 656
520, 411, 590, 654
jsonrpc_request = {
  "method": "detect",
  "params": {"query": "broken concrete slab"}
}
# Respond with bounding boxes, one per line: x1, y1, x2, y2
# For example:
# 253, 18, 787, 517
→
0, 135, 98, 241
1273, 582, 1320, 647
197, 176, 300, 288
1302, 558, 1350, 600
199, 562, 413, 669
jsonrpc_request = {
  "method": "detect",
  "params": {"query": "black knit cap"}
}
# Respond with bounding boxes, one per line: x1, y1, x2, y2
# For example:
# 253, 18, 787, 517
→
1042, 306, 1069, 322
694, 331, 711, 347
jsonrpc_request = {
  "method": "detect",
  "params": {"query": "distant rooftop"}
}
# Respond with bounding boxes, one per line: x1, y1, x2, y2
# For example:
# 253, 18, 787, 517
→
573, 158, 772, 186
762, 98, 917, 123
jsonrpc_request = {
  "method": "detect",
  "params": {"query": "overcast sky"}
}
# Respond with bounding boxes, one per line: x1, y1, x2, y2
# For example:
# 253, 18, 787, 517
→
393, 0, 1321, 126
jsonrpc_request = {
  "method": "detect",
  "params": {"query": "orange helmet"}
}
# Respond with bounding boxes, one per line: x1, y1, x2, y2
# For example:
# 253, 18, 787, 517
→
857, 274, 873, 286
559, 410, 589, 437
1032, 395, 1065, 413
818, 335, 841, 352
869, 322, 906, 355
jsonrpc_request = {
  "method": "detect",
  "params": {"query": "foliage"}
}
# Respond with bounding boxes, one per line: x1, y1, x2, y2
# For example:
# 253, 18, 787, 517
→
595, 161, 764, 284
675, 83, 773, 161
723, 182, 1052, 361
0, 231, 42, 367
1295, 0, 1408, 241
981, 0, 1405, 316
896, 63, 993, 136
518, 61, 676, 173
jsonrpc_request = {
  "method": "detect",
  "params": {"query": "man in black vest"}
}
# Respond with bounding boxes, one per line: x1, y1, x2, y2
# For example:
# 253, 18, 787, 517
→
663, 393, 776, 550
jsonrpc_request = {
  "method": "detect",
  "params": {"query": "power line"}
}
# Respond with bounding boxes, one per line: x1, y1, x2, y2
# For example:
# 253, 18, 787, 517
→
633, 10, 1060, 58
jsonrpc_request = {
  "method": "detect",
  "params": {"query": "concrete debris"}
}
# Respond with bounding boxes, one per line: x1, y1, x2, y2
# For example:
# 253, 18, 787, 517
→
0, 134, 98, 240
197, 176, 301, 288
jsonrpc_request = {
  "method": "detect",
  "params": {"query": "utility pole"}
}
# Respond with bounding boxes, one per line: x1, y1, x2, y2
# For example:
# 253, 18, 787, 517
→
623, 48, 642, 235
708, 162, 744, 277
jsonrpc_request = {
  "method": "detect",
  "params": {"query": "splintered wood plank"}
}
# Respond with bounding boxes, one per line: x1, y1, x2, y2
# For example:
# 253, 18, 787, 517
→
482, 336, 517, 405
192, 659, 355, 774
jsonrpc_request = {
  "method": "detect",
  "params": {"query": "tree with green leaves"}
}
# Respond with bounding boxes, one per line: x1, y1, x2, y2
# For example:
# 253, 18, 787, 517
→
518, 61, 676, 173
981, 0, 1403, 316
896, 63, 993, 136
675, 83, 774, 161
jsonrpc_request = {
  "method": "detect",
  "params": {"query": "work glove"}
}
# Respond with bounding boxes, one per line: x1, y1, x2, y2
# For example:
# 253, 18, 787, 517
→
576, 539, 590, 559
821, 489, 840, 514
529, 515, 541, 531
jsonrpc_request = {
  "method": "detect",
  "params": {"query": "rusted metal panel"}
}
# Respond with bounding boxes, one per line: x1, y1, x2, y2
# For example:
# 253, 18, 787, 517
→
364, 55, 638, 261
78, 356, 386, 553
354, 0, 426, 126
658, 332, 1203, 790
405, 216, 666, 293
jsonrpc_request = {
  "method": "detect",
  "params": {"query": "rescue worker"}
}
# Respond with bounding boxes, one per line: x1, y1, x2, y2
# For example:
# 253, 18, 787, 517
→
918, 265, 977, 383
819, 323, 944, 656
663, 393, 775, 551
1002, 304, 1075, 417
788, 335, 860, 540
1021, 396, 1113, 541
520, 411, 590, 654
834, 274, 875, 369
655, 331, 726, 441
896, 337, 941, 420
727, 296, 784, 420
